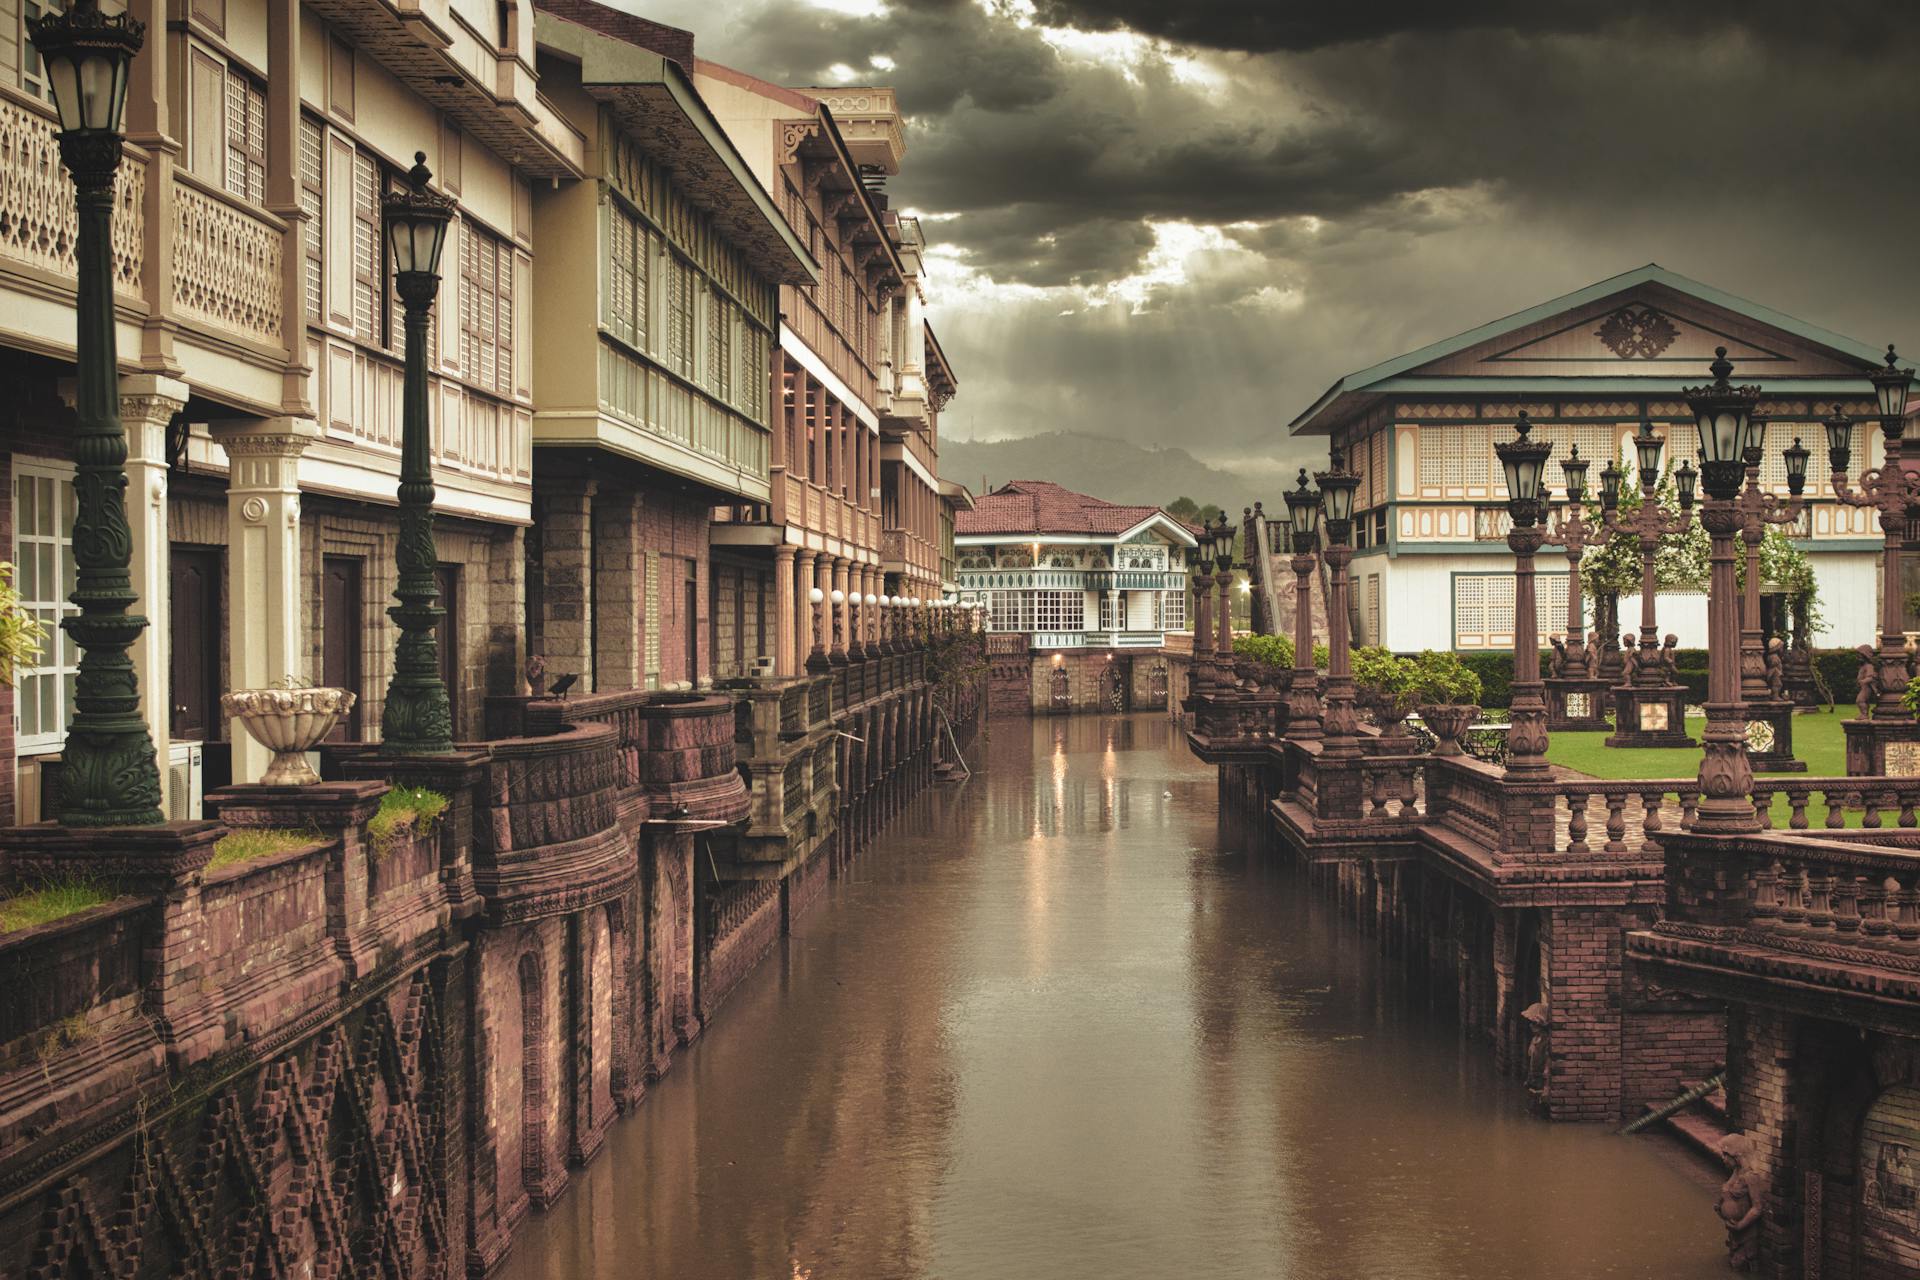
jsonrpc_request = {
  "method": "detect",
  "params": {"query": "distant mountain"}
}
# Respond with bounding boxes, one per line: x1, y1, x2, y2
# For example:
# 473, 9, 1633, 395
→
937, 432, 1314, 517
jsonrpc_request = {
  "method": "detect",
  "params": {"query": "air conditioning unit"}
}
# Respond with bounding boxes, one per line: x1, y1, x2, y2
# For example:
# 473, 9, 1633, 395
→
749, 656, 775, 676
167, 740, 204, 821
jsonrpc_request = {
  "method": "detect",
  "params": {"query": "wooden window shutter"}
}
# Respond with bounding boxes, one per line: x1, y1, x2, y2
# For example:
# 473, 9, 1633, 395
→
222, 70, 265, 204
188, 49, 224, 182
494, 240, 513, 396
607, 207, 633, 347
298, 116, 324, 322
351, 151, 378, 344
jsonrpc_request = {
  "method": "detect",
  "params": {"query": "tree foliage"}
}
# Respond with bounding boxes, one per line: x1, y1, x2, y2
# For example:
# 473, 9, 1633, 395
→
1578, 472, 1709, 598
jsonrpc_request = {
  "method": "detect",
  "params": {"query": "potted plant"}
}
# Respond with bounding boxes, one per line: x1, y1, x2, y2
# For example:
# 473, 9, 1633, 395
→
1352, 645, 1421, 739
221, 677, 358, 786
1410, 650, 1484, 756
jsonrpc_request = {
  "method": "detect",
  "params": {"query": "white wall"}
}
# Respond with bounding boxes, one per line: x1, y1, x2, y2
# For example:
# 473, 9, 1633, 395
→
1374, 547, 1880, 653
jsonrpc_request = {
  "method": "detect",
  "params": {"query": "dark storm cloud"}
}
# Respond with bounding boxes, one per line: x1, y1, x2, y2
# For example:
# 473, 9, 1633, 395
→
636, 0, 1920, 467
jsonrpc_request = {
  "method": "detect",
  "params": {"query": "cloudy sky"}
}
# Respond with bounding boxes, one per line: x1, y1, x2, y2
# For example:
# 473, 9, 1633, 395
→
628, 0, 1920, 477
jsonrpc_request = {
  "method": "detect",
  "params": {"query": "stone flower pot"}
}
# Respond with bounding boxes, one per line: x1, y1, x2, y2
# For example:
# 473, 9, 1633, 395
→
220, 686, 357, 785
1420, 703, 1480, 757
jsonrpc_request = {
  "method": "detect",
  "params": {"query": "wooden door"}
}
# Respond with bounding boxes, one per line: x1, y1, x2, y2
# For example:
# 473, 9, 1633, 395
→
322, 556, 363, 740
684, 563, 699, 686
435, 563, 460, 739
168, 546, 222, 741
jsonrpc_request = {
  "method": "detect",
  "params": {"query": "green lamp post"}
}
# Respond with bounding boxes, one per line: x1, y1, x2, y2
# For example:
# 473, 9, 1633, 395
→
30, 0, 164, 825
379, 153, 456, 753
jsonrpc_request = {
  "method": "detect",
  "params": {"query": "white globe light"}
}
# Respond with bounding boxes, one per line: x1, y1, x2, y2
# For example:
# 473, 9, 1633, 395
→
809, 587, 823, 603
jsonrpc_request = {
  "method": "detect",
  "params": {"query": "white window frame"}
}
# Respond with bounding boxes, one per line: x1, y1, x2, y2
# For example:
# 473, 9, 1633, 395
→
13, 458, 77, 755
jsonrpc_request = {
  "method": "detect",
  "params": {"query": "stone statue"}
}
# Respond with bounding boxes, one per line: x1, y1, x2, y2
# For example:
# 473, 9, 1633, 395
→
1856, 643, 1881, 718
1620, 634, 1640, 684
1521, 1001, 1549, 1102
1765, 638, 1786, 701
1548, 635, 1568, 678
525, 653, 546, 697
1659, 634, 1680, 682
1715, 1132, 1765, 1272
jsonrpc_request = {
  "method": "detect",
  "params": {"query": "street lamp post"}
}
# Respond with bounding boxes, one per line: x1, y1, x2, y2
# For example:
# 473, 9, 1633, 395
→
1496, 413, 1553, 777
1599, 423, 1697, 749
1211, 511, 1235, 662
1189, 521, 1216, 695
1831, 347, 1917, 722
29, 0, 164, 824
1686, 348, 1763, 835
1731, 424, 1809, 772
378, 153, 456, 754
1283, 469, 1323, 741
1314, 453, 1361, 759
1542, 444, 1610, 732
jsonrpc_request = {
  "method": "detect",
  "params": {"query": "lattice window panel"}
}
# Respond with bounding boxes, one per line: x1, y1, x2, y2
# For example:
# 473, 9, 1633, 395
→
1418, 424, 1492, 491
607, 205, 636, 348
1366, 573, 1381, 645
1034, 590, 1083, 632
13, 460, 76, 751
223, 68, 265, 205
643, 553, 660, 686
1161, 590, 1186, 631
298, 116, 323, 322
352, 151, 380, 344
1369, 429, 1388, 507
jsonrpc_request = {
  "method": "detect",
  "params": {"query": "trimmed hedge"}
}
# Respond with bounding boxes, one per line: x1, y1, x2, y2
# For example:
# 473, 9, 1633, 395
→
1429, 647, 1860, 709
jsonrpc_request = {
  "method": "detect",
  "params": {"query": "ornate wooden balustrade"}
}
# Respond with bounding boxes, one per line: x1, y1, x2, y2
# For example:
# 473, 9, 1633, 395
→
0, 92, 145, 299
170, 171, 284, 349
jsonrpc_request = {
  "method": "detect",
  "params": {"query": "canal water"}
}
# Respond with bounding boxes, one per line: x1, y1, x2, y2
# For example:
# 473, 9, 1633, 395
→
502, 713, 1728, 1280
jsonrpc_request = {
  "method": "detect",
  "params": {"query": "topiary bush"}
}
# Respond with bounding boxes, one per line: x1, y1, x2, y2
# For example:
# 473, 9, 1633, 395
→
1409, 649, 1483, 706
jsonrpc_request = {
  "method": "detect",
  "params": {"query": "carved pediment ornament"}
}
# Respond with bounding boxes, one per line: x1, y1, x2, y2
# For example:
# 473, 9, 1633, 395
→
1595, 305, 1680, 360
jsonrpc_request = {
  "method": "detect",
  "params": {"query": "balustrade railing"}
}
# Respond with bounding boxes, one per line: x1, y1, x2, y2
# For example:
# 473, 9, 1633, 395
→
0, 91, 145, 296
171, 172, 283, 347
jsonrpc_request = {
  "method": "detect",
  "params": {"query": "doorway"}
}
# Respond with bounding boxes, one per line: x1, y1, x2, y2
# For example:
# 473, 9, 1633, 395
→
322, 556, 363, 740
168, 545, 221, 742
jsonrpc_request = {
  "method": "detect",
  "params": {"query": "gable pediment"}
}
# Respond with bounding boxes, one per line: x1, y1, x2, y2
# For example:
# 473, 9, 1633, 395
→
1413, 283, 1867, 379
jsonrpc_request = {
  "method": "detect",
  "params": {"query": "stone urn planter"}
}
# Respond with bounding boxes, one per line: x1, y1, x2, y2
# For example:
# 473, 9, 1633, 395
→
1419, 703, 1481, 757
220, 686, 357, 785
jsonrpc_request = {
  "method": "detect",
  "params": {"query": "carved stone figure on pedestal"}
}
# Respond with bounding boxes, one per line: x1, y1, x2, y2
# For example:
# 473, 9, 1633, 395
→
1715, 1132, 1765, 1272
1620, 635, 1639, 683
1521, 1001, 1549, 1106
1659, 634, 1680, 682
1549, 635, 1568, 678
1857, 643, 1882, 719
1765, 639, 1786, 701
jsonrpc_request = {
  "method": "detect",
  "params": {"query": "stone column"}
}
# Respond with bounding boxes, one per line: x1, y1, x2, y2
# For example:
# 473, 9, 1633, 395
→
806, 551, 829, 656
536, 477, 595, 690
591, 488, 641, 690
831, 558, 851, 660
120, 375, 187, 771
774, 545, 798, 676
213, 417, 317, 784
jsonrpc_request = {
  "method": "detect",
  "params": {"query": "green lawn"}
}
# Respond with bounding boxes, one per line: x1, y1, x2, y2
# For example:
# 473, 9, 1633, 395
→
1545, 706, 1862, 828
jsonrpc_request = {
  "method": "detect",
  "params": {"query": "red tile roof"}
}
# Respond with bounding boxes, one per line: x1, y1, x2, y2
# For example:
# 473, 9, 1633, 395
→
954, 480, 1184, 538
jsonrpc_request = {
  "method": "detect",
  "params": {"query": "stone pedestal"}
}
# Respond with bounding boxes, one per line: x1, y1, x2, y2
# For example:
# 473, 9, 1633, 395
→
1742, 699, 1805, 773
1605, 682, 1695, 749
213, 417, 318, 785
1844, 717, 1920, 778
1546, 676, 1611, 732
328, 745, 490, 917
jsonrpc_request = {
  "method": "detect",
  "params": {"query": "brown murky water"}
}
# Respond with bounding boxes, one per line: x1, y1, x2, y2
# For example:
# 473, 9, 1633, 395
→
501, 713, 1728, 1280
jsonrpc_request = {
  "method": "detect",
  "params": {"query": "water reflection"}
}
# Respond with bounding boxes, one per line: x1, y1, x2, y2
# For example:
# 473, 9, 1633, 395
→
502, 713, 1726, 1280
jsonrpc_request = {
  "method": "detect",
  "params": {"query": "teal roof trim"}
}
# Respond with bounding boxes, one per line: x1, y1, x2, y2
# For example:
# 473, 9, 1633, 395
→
1290, 263, 1896, 435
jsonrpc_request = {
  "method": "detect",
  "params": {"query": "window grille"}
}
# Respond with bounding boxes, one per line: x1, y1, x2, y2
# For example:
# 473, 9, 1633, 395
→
1417, 423, 1492, 490
1160, 590, 1186, 631
1034, 591, 1083, 633
298, 116, 324, 322
1453, 572, 1568, 649
351, 151, 384, 347
223, 67, 265, 205
13, 461, 76, 752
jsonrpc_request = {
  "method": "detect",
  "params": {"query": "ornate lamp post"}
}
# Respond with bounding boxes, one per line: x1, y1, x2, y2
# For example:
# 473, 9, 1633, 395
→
807, 586, 829, 673
1189, 519, 1216, 693
377, 153, 456, 754
1599, 422, 1697, 749
1731, 421, 1809, 771
830, 588, 847, 660
1211, 511, 1235, 662
1831, 347, 1918, 724
1314, 453, 1361, 759
1686, 348, 1764, 834
1542, 443, 1609, 731
1496, 412, 1553, 776
1283, 468, 1323, 741
29, 0, 163, 824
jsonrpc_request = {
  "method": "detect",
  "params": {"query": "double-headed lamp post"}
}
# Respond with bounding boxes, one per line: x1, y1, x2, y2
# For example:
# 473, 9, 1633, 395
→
1685, 347, 1764, 835
1544, 444, 1596, 671
29, 0, 164, 824
1283, 468, 1323, 740
1313, 453, 1361, 759
1189, 519, 1217, 690
1597, 423, 1696, 749
1495, 412, 1553, 777
1829, 345, 1917, 719
378, 154, 456, 754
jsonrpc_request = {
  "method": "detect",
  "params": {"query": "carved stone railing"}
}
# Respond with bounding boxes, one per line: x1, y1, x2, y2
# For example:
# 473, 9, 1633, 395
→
1749, 777, 1920, 831
0, 91, 144, 296
1552, 779, 1699, 857
171, 172, 283, 347
473, 723, 632, 922
637, 693, 750, 826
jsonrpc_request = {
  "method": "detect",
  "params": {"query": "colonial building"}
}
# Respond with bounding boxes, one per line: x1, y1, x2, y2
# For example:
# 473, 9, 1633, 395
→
955, 480, 1194, 713
0, 0, 579, 818
1289, 264, 1888, 654
526, 0, 815, 692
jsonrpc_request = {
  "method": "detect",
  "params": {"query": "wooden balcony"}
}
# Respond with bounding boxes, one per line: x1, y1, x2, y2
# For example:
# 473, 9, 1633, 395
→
0, 92, 146, 305
171, 171, 284, 353
784, 286, 876, 408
